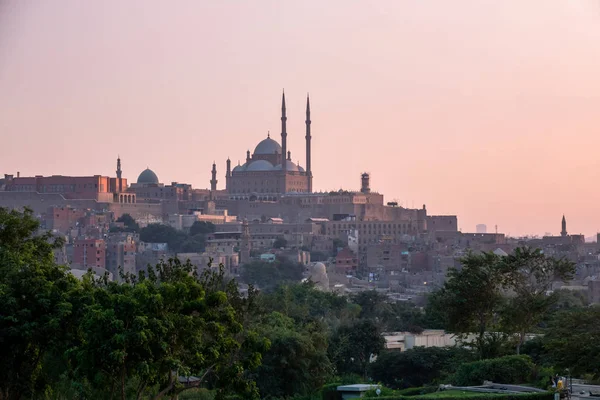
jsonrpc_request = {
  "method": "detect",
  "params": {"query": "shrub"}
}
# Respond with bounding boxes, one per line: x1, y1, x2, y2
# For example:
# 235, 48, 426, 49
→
451, 355, 535, 386
397, 386, 439, 396
322, 383, 342, 400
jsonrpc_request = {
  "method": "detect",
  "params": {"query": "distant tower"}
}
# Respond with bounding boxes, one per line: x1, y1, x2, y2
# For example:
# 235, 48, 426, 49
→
210, 162, 218, 191
246, 150, 251, 164
305, 94, 312, 192
561, 215, 568, 237
240, 218, 251, 264
116, 156, 123, 192
360, 173, 371, 194
226, 158, 231, 189
287, 150, 291, 161
281, 91, 287, 173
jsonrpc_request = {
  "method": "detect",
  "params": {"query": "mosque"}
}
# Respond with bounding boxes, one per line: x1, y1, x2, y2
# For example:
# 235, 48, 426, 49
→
223, 92, 314, 200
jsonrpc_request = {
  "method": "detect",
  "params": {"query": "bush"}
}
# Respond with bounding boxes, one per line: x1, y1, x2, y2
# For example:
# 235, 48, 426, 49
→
321, 383, 342, 400
397, 386, 439, 396
451, 355, 535, 386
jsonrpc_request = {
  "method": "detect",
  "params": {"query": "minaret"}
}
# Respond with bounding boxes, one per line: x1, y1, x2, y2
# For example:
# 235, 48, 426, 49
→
116, 156, 122, 192
210, 161, 218, 191
305, 94, 312, 192
225, 158, 231, 192
246, 150, 251, 165
561, 215, 567, 237
240, 218, 251, 264
287, 151, 291, 161
281, 91, 287, 174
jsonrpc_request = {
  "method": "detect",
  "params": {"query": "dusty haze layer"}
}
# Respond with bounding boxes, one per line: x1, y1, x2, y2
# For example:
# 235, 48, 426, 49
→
1, 1, 600, 237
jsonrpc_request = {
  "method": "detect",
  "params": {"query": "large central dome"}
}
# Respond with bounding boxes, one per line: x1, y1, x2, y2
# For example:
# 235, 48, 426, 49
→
254, 135, 282, 155
137, 168, 159, 185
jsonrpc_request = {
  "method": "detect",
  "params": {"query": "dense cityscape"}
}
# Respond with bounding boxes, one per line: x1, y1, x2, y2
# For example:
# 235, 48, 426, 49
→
1, 93, 598, 304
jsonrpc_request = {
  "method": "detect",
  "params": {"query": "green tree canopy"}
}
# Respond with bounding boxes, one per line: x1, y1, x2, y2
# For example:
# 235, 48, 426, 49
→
498, 247, 576, 354
272, 237, 288, 249
370, 346, 475, 389
189, 221, 216, 237
115, 213, 139, 232
428, 251, 505, 359
328, 319, 385, 379
241, 257, 304, 292
70, 259, 268, 400
0, 207, 81, 400
543, 306, 600, 379
253, 312, 331, 398
140, 223, 188, 253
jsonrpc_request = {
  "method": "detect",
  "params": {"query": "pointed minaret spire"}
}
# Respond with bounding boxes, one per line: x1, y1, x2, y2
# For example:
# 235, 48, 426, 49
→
305, 93, 312, 193
561, 215, 568, 237
281, 90, 287, 175
287, 150, 291, 161
116, 155, 122, 179
210, 161, 218, 191
116, 155, 123, 192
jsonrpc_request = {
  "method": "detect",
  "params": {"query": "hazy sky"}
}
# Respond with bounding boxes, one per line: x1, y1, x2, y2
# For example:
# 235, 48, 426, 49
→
2, 1, 600, 237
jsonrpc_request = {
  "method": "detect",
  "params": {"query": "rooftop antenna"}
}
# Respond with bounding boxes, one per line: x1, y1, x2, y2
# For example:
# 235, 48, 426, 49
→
495, 225, 498, 234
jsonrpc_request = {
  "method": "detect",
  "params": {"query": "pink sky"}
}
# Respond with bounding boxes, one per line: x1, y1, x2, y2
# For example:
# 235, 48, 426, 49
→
1, 1, 600, 237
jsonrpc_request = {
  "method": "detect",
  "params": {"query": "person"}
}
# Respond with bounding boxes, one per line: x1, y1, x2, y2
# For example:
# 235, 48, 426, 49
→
550, 376, 556, 388
557, 377, 564, 391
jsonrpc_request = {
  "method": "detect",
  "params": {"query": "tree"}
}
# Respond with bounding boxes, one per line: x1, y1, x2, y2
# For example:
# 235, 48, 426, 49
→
272, 237, 288, 249
543, 306, 600, 378
139, 223, 187, 253
179, 234, 207, 253
189, 221, 216, 237
431, 251, 505, 359
71, 259, 268, 400
0, 207, 81, 400
253, 312, 332, 398
329, 320, 385, 379
499, 247, 575, 354
241, 257, 304, 292
116, 213, 139, 232
370, 347, 474, 389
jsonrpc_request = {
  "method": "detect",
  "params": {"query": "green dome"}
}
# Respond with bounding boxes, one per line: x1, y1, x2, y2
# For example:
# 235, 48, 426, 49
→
137, 168, 159, 184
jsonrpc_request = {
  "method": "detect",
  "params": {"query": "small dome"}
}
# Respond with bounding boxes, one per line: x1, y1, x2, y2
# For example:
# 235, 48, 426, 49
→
275, 160, 300, 172
312, 262, 327, 275
254, 136, 282, 155
137, 168, 159, 184
232, 163, 247, 172
246, 160, 275, 172
298, 165, 305, 172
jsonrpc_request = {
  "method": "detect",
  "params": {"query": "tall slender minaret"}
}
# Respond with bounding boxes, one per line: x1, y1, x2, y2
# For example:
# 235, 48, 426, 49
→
210, 161, 218, 191
240, 218, 251, 264
225, 158, 231, 191
561, 215, 568, 237
116, 156, 123, 192
305, 94, 312, 193
281, 91, 287, 174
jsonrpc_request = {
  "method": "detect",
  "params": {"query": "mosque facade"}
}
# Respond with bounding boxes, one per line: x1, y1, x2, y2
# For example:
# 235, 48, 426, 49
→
224, 92, 313, 200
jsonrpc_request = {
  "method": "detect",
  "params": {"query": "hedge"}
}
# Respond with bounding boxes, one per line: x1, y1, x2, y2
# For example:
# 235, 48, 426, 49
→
322, 383, 342, 400
397, 386, 439, 396
376, 393, 553, 400
451, 355, 535, 386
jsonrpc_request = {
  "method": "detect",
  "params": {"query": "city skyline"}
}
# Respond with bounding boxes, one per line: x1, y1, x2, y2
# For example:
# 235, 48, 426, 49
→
2, 1, 600, 236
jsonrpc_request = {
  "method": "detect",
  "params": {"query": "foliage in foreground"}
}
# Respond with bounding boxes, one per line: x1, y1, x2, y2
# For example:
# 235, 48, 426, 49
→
0, 208, 268, 400
451, 355, 535, 386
